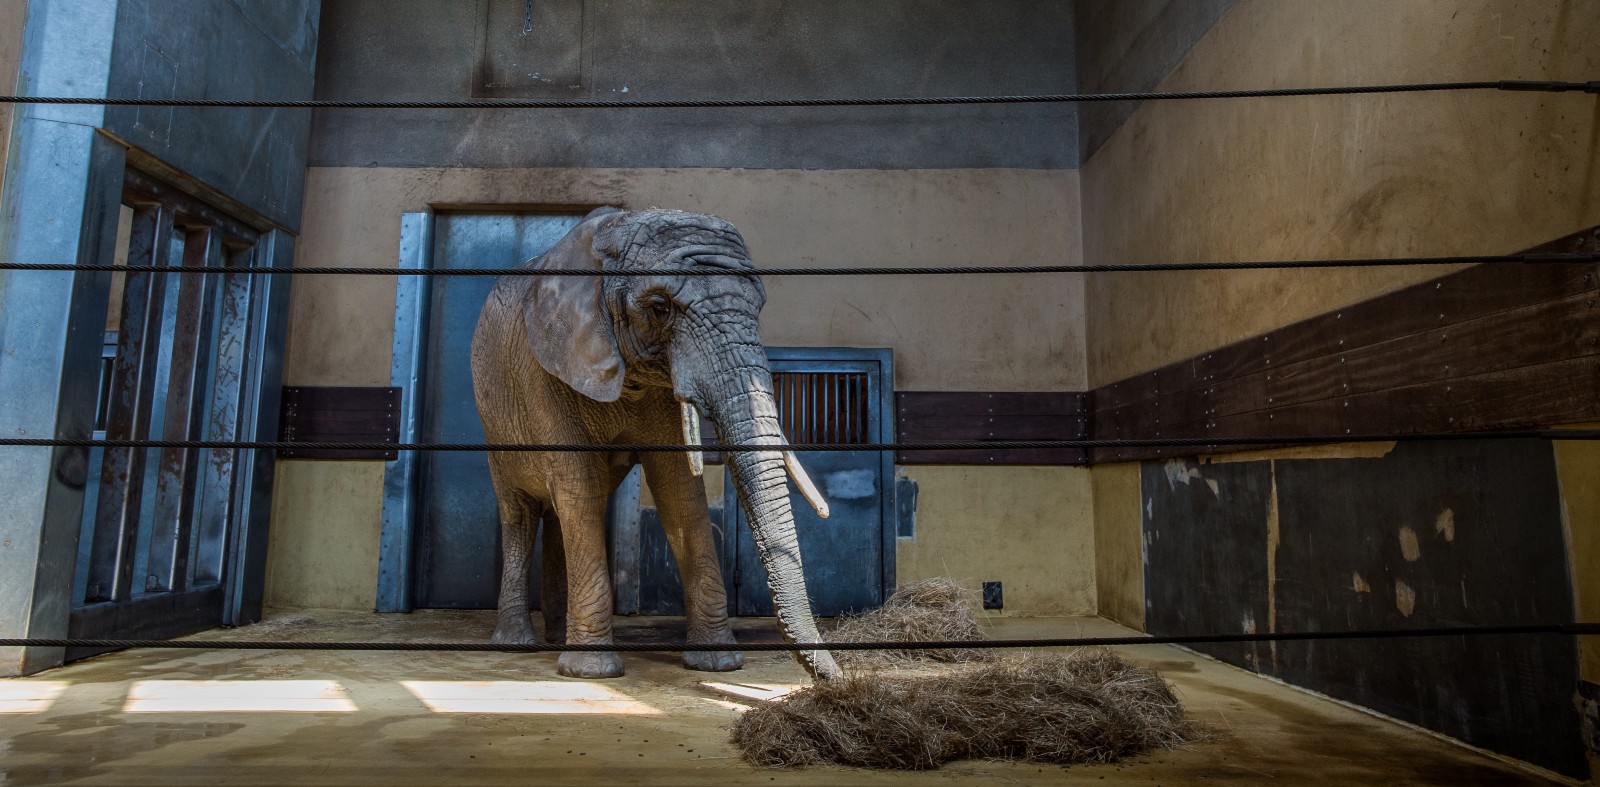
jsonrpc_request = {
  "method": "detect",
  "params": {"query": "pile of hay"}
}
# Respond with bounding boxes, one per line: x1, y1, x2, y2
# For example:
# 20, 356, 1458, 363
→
826, 578, 996, 669
731, 649, 1200, 769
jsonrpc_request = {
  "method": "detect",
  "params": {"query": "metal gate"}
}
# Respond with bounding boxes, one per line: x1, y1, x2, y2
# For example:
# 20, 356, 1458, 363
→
67, 170, 290, 656
723, 351, 895, 616
620, 349, 895, 618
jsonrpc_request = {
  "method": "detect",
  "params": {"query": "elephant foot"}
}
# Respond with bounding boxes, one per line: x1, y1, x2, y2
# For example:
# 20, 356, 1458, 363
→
491, 615, 538, 646
682, 649, 744, 672
558, 651, 624, 679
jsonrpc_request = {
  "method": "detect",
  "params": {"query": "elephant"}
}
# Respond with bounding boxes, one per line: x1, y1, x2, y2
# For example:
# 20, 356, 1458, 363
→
470, 206, 842, 681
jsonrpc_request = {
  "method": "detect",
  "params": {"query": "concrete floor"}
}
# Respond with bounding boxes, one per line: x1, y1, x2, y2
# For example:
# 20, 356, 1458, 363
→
0, 612, 1565, 785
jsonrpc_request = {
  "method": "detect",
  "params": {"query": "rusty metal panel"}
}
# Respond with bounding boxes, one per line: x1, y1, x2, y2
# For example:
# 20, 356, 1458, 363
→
86, 205, 178, 603
190, 255, 253, 587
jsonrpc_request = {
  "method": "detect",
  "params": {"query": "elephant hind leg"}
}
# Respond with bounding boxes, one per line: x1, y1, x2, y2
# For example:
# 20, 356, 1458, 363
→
491, 492, 540, 646
538, 513, 567, 644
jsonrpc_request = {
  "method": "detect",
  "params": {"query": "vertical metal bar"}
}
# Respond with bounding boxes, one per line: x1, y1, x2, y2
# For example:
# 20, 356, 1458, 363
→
144, 227, 220, 593
223, 229, 293, 626
191, 247, 250, 586
376, 213, 434, 613
129, 224, 187, 596
86, 205, 174, 603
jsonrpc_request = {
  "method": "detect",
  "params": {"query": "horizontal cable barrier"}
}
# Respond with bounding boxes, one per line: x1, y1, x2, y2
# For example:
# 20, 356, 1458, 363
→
1, 253, 1595, 277
3, 430, 1598, 453
2, 623, 1596, 653
0, 81, 1594, 110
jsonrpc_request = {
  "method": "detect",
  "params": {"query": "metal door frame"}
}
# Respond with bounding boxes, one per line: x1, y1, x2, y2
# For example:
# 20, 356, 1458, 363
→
720, 347, 897, 613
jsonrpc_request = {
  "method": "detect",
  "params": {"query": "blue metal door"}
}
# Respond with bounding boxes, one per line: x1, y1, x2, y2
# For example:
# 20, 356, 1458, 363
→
723, 350, 895, 617
413, 212, 584, 608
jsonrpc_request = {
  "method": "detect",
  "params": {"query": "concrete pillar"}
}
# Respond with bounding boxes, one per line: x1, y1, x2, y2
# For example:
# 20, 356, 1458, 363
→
0, 0, 124, 676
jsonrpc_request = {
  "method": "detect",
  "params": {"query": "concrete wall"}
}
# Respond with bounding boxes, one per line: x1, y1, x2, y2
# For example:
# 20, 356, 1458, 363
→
264, 165, 1090, 613
311, 0, 1077, 170
1074, 0, 1236, 163
0, 0, 27, 196
102, 0, 320, 229
1079, 0, 1600, 769
1082, 0, 1599, 388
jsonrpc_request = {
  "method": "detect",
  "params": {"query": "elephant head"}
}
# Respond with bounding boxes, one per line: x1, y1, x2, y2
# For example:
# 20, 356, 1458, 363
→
523, 207, 842, 680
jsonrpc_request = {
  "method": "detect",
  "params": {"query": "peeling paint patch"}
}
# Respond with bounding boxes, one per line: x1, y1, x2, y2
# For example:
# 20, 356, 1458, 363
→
823, 469, 875, 499
1205, 478, 1220, 497
1434, 508, 1456, 541
1395, 580, 1417, 616
1352, 571, 1370, 593
1398, 526, 1421, 562
1241, 613, 1256, 634
1162, 459, 1201, 489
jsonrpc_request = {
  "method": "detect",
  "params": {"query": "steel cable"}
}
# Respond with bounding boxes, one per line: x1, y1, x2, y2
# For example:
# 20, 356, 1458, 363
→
0, 80, 1594, 110
2, 623, 1595, 654
1, 252, 1595, 277
3, 430, 1598, 453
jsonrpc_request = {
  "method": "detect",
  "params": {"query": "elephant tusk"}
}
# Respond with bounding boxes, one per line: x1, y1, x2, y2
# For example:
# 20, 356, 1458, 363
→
681, 402, 704, 477
782, 450, 830, 520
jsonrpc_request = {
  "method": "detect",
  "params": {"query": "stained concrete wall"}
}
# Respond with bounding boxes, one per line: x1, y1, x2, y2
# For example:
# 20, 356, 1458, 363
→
1082, 0, 1600, 388
102, 0, 320, 229
1073, 0, 1236, 163
265, 166, 1091, 613
1079, 0, 1600, 770
0, 1, 26, 195
311, 0, 1077, 170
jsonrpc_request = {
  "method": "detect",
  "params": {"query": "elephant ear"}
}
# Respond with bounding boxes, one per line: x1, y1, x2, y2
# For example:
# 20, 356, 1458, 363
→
523, 212, 627, 402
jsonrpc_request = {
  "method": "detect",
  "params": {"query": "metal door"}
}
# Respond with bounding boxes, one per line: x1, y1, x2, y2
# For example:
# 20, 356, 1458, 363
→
723, 350, 895, 617
412, 212, 584, 608
67, 171, 290, 655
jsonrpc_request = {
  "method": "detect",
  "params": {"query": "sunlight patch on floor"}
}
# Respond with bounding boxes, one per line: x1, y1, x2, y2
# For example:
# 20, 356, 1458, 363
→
401, 680, 661, 715
0, 681, 69, 714
699, 680, 802, 703
122, 680, 358, 713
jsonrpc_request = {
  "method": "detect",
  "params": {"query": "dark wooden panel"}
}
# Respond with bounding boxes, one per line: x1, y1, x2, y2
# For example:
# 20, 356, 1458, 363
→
1095, 356, 1600, 463
1141, 457, 1274, 672
896, 391, 1087, 465
1272, 440, 1585, 778
279, 386, 400, 460
1089, 225, 1600, 463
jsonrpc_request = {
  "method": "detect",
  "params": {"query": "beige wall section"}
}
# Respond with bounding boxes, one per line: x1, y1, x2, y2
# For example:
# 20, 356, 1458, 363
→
263, 462, 386, 611
896, 466, 1095, 616
1083, 0, 1600, 387
1090, 462, 1144, 629
0, 0, 28, 193
1555, 424, 1600, 686
287, 166, 1083, 389
268, 166, 1086, 610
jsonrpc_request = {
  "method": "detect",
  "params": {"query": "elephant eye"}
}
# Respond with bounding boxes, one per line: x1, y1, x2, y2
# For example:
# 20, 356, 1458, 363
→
644, 294, 674, 321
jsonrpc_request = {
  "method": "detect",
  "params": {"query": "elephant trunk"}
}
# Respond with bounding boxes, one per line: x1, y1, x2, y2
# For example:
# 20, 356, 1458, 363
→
701, 358, 843, 681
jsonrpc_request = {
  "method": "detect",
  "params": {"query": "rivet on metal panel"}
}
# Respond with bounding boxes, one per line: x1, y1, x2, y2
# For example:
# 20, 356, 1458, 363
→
1435, 283, 1443, 290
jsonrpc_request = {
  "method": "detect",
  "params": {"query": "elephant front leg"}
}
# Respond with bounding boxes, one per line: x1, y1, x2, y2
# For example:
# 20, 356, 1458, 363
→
553, 491, 623, 678
641, 452, 743, 673
491, 494, 539, 646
